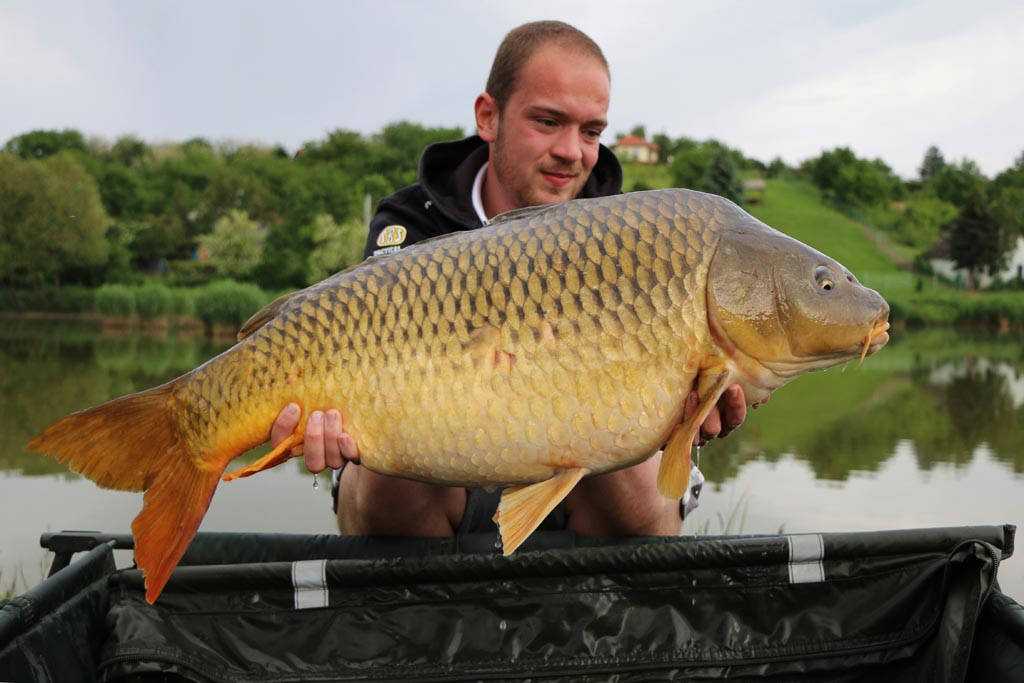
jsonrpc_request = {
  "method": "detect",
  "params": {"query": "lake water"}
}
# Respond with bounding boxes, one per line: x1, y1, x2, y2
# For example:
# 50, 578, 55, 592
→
2, 318, 1023, 599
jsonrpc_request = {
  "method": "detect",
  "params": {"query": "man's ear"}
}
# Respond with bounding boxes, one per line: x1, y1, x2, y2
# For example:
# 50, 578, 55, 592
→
474, 93, 499, 143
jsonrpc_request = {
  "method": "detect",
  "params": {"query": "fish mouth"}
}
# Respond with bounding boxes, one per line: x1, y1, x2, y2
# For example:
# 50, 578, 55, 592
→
857, 318, 891, 367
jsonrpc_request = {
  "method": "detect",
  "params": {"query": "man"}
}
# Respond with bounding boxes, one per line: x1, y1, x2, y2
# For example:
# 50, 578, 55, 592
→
272, 20, 748, 538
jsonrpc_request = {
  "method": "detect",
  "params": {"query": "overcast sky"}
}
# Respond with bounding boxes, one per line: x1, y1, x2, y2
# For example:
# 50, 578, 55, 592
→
2, 0, 1021, 179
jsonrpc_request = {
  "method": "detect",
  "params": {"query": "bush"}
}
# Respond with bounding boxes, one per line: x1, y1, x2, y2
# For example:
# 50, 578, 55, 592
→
94, 284, 135, 317
888, 291, 1024, 328
134, 281, 173, 319
192, 280, 267, 328
53, 286, 96, 313
889, 296, 955, 326
0, 285, 95, 312
170, 288, 196, 317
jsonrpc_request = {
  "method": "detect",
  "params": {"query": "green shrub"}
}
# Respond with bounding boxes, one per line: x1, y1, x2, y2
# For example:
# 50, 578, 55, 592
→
0, 286, 95, 312
193, 280, 267, 328
94, 284, 135, 318
170, 288, 196, 317
134, 281, 173, 319
60, 286, 96, 313
968, 293, 1024, 326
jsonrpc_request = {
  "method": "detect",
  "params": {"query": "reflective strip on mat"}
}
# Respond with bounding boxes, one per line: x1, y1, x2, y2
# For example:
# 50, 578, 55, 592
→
788, 534, 825, 584
292, 559, 328, 609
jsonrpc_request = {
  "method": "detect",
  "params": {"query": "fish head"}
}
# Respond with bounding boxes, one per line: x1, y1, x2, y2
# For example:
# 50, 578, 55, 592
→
706, 226, 890, 389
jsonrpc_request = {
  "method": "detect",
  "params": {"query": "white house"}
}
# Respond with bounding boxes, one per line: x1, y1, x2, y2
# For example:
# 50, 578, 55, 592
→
612, 135, 660, 164
927, 233, 1024, 288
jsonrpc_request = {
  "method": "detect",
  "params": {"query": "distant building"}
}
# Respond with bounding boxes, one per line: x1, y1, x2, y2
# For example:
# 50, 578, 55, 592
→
612, 135, 660, 164
926, 233, 1024, 288
743, 179, 766, 205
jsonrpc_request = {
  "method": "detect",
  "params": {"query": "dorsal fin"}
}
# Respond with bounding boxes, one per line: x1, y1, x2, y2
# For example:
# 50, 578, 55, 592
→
486, 203, 560, 227
236, 254, 386, 341
237, 290, 298, 341
235, 201, 559, 343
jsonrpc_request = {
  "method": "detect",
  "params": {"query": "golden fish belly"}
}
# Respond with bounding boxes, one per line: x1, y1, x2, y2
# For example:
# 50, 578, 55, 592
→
349, 348, 698, 487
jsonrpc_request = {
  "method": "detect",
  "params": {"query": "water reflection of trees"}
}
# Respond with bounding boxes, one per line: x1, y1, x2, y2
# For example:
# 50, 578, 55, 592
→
702, 351, 1024, 485
1, 322, 229, 475
922, 357, 1023, 474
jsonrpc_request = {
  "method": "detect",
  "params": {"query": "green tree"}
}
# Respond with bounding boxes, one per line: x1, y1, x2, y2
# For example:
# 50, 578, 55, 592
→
931, 159, 986, 211
890, 195, 958, 248
699, 148, 744, 204
4, 129, 88, 159
918, 145, 946, 182
0, 154, 110, 287
805, 147, 904, 207
669, 138, 716, 188
949, 188, 1007, 288
98, 164, 146, 218
198, 209, 265, 280
805, 147, 857, 196
306, 214, 368, 284
110, 135, 151, 167
991, 151, 1024, 238
991, 186, 1024, 242
103, 221, 141, 282
629, 124, 647, 139
766, 157, 789, 178
651, 133, 672, 164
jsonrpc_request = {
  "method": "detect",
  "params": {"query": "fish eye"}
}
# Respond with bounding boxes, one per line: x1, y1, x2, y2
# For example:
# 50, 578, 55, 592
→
814, 266, 836, 292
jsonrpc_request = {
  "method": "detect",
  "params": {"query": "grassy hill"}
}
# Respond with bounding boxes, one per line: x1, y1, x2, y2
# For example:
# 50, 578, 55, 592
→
744, 179, 914, 296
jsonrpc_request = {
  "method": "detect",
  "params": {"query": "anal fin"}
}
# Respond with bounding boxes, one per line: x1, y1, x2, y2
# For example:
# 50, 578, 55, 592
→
222, 432, 304, 482
494, 467, 586, 555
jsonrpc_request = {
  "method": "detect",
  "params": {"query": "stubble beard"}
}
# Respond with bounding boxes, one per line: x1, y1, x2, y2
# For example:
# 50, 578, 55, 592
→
492, 123, 585, 210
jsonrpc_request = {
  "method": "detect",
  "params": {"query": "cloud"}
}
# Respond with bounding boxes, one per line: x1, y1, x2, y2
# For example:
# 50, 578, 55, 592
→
0, 1, 1020, 178
0, 6, 85, 92
738, 5, 1022, 176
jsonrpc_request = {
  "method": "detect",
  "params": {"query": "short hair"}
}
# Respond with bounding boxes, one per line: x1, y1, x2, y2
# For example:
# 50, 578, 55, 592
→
485, 20, 609, 112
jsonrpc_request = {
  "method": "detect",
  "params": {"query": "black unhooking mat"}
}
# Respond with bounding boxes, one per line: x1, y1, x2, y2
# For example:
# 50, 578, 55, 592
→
2, 526, 1023, 682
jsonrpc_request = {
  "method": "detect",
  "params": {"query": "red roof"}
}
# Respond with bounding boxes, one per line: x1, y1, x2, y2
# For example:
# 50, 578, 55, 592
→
615, 135, 659, 150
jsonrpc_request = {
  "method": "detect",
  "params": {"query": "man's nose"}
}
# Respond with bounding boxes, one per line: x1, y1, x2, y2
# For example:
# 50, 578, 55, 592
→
550, 128, 583, 163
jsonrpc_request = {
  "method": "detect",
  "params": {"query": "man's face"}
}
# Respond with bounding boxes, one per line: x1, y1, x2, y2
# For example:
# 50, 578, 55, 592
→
481, 43, 610, 215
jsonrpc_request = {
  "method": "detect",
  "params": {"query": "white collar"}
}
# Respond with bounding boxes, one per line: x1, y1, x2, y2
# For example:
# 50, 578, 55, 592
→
471, 160, 489, 224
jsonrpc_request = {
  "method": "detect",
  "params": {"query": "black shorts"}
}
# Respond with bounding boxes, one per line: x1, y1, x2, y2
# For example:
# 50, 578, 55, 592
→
330, 468, 567, 533
330, 466, 698, 533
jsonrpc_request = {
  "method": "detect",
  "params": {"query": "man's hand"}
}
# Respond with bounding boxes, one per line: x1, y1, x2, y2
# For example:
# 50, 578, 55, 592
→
270, 403, 359, 474
687, 384, 750, 447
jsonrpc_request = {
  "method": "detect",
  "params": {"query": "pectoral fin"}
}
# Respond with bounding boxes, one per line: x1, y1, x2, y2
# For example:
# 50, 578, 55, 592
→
494, 467, 586, 555
657, 369, 734, 498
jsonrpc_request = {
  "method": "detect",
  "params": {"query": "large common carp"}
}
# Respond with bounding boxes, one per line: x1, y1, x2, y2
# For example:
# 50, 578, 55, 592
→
30, 189, 890, 603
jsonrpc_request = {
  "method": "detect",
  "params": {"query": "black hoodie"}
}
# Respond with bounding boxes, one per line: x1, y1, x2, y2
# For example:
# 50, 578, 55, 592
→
363, 135, 624, 259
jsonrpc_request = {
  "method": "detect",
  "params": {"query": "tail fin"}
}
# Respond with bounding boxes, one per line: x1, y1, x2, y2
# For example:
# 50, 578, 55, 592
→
28, 379, 223, 603
132, 452, 221, 603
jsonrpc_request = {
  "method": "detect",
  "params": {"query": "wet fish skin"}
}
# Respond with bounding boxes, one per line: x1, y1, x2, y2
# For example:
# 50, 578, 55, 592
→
28, 189, 890, 603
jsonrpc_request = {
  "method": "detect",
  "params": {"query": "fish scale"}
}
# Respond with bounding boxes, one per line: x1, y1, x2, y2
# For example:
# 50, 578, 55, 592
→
28, 188, 890, 603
